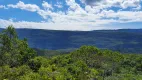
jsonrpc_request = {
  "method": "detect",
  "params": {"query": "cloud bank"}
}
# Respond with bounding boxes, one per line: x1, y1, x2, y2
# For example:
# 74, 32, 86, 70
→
0, 0, 142, 31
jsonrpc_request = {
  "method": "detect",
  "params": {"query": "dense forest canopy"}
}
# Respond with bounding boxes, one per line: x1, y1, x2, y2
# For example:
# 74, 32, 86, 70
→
0, 26, 142, 80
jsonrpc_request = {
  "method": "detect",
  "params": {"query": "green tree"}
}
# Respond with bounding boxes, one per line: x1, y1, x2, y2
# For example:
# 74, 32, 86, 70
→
0, 25, 36, 67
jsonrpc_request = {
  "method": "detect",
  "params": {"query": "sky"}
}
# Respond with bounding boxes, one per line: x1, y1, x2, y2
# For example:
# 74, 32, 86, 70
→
0, 0, 142, 31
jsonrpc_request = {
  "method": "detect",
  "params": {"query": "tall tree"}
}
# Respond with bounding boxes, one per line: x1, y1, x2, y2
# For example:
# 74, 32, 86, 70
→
0, 25, 36, 67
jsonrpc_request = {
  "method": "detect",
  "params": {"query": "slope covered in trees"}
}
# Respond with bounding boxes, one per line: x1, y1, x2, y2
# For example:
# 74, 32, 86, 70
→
0, 28, 142, 53
0, 26, 142, 80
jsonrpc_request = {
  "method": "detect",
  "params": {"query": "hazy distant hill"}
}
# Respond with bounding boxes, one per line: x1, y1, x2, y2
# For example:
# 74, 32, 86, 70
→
1, 28, 142, 53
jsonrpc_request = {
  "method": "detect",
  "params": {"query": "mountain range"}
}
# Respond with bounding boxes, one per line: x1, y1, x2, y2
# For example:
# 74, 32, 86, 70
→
1, 28, 142, 53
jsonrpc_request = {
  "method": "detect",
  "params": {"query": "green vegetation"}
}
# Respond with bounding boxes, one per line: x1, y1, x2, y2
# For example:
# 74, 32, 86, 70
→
0, 26, 142, 80
9, 28, 142, 53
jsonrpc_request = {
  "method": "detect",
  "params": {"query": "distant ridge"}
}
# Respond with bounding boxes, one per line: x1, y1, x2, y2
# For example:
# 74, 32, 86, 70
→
0, 28, 142, 53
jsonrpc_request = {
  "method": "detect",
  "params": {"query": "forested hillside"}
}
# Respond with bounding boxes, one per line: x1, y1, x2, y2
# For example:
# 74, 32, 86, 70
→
0, 26, 142, 80
0, 28, 142, 53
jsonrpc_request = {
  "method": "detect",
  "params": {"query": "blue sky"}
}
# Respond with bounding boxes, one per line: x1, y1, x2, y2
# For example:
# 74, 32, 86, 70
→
0, 0, 142, 31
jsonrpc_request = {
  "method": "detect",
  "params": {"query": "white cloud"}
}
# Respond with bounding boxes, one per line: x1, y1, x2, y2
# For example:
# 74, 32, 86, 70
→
0, 5, 5, 8
0, 19, 104, 31
42, 1, 53, 10
82, 0, 141, 9
0, 0, 142, 30
7, 1, 40, 12
121, 0, 141, 9
0, 5, 7, 9
133, 5, 141, 10
54, 2, 63, 8
101, 10, 142, 22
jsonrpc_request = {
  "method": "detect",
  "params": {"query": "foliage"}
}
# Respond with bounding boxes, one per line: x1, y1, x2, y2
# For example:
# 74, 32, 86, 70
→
0, 26, 142, 80
0, 25, 36, 67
